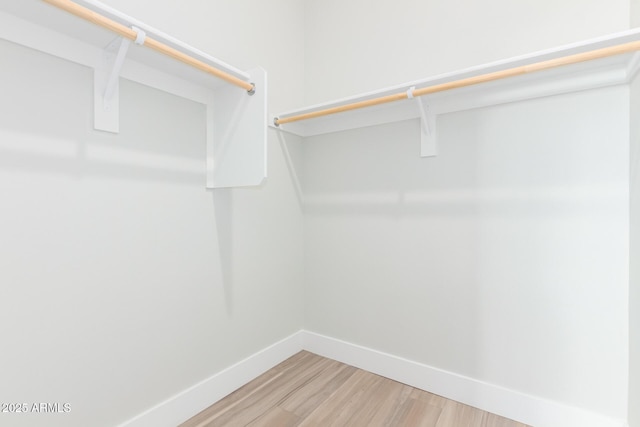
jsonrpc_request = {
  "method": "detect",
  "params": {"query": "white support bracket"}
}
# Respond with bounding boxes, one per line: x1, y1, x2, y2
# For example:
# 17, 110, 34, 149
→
93, 27, 145, 133
408, 87, 437, 157
94, 36, 130, 133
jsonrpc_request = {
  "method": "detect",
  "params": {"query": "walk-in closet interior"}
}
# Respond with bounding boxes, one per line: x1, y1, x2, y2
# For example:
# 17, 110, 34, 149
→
0, 0, 638, 426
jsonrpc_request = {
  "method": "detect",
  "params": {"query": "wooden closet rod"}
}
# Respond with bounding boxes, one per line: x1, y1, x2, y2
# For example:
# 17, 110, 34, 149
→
274, 39, 640, 126
43, 0, 255, 93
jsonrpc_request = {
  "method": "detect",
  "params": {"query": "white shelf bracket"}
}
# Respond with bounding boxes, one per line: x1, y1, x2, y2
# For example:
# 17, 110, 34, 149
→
93, 27, 145, 133
408, 87, 437, 157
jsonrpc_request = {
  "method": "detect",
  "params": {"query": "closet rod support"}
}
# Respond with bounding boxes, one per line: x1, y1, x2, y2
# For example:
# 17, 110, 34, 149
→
103, 36, 131, 104
132, 26, 146, 45
409, 86, 437, 157
408, 86, 431, 136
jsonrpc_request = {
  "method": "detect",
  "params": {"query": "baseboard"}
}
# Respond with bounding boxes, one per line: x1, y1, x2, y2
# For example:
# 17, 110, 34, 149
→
117, 331, 304, 427
301, 331, 626, 427
117, 329, 626, 427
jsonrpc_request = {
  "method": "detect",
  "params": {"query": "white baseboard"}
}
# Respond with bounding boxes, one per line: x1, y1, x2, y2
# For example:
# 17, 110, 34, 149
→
117, 331, 304, 427
301, 330, 626, 427
117, 329, 627, 427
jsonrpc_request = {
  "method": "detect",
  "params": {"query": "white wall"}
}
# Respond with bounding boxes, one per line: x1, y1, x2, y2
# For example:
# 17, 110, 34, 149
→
628, 0, 639, 416
302, 87, 630, 420
304, 0, 631, 105
302, 1, 631, 422
628, 0, 639, 414
0, 0, 305, 426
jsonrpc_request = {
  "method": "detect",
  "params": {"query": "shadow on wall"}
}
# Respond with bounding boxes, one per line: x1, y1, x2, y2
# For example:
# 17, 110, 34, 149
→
276, 129, 305, 208
212, 189, 234, 315
301, 115, 624, 219
0, 38, 207, 187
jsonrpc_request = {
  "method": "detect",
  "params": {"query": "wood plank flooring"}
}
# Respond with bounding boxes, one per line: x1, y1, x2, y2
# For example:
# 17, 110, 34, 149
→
180, 351, 531, 427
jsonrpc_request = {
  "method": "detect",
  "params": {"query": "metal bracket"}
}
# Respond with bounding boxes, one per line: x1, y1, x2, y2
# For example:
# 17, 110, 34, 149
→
408, 87, 437, 157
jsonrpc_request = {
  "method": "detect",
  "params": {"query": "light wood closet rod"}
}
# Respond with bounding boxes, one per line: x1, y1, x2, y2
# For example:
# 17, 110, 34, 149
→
275, 39, 640, 126
43, 0, 255, 93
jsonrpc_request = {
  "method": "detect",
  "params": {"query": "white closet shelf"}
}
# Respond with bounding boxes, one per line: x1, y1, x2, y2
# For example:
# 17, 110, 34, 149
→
272, 28, 640, 157
0, 0, 268, 189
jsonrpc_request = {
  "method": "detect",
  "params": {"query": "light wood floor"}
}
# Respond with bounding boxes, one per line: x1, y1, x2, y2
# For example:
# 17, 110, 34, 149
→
180, 351, 531, 427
